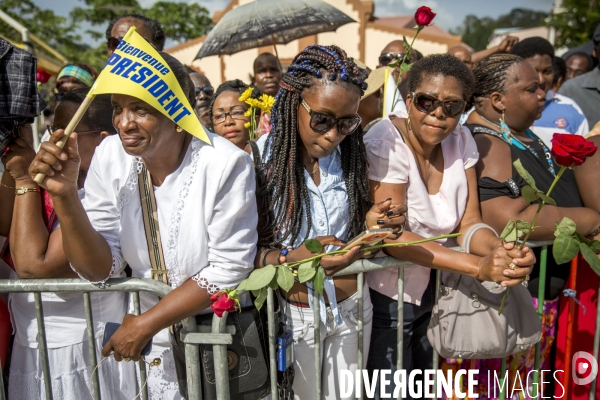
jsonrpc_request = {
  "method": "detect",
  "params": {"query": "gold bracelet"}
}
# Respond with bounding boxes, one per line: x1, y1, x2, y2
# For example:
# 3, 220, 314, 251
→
15, 187, 40, 196
1, 182, 15, 190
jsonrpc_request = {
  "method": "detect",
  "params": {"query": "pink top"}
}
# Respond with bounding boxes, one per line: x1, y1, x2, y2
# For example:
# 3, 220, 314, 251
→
364, 115, 479, 305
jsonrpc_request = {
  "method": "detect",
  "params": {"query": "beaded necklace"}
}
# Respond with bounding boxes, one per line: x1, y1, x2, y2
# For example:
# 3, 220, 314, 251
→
480, 116, 556, 177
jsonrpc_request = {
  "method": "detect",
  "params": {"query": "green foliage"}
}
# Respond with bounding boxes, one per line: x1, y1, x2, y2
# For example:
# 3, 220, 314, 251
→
451, 8, 548, 51
555, 217, 577, 237
304, 239, 323, 253
313, 266, 326, 296
553, 232, 581, 264
254, 287, 268, 310
514, 159, 538, 191
276, 266, 294, 292
242, 265, 276, 290
297, 260, 317, 283
546, 0, 600, 49
145, 2, 213, 44
500, 220, 531, 243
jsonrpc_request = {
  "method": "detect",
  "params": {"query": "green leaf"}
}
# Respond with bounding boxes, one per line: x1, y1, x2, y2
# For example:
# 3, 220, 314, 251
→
538, 193, 557, 206
254, 287, 268, 310
500, 220, 517, 240
243, 265, 276, 291
304, 239, 323, 254
516, 220, 532, 233
277, 267, 295, 292
521, 185, 539, 204
590, 240, 600, 253
580, 243, 600, 276
513, 159, 538, 191
251, 289, 261, 297
555, 217, 577, 237
387, 60, 399, 68
236, 279, 249, 292
400, 63, 411, 72
298, 261, 317, 283
553, 232, 580, 264
313, 266, 326, 296
268, 275, 279, 290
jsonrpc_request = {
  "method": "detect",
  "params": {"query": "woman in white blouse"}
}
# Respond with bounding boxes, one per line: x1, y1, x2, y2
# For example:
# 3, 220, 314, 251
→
364, 54, 536, 399
28, 53, 258, 399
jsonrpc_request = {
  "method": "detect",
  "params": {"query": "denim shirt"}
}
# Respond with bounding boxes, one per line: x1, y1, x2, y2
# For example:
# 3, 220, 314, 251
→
256, 134, 349, 325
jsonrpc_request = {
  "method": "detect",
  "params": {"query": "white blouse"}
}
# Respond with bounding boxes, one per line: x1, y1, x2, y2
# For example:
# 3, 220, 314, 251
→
82, 133, 258, 346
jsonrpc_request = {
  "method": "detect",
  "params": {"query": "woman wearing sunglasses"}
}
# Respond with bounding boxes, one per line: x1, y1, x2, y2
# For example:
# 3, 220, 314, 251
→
364, 53, 536, 399
255, 45, 405, 400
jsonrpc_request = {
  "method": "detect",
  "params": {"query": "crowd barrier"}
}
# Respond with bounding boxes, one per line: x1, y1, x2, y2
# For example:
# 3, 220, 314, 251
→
0, 239, 598, 400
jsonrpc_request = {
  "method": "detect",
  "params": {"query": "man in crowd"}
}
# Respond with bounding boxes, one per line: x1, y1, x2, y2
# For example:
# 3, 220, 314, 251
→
377, 39, 419, 116
511, 37, 588, 147
251, 53, 282, 97
560, 24, 600, 127
105, 14, 165, 56
448, 45, 473, 70
565, 52, 594, 80
471, 35, 519, 64
188, 70, 214, 130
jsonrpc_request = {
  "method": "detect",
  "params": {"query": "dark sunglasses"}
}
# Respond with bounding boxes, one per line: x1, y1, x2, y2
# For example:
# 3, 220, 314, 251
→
378, 52, 406, 66
48, 125, 103, 135
107, 36, 123, 52
301, 100, 361, 135
195, 86, 214, 97
410, 92, 466, 118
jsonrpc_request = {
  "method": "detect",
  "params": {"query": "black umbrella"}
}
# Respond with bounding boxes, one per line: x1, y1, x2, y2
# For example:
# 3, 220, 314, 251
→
195, 0, 355, 59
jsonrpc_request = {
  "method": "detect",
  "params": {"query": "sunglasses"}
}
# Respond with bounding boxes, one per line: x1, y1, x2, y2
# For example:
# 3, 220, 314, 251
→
378, 52, 406, 66
301, 100, 361, 135
410, 92, 466, 118
107, 36, 123, 52
48, 125, 103, 135
195, 86, 214, 97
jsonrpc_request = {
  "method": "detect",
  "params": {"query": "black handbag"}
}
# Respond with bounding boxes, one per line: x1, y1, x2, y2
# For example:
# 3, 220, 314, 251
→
138, 165, 271, 399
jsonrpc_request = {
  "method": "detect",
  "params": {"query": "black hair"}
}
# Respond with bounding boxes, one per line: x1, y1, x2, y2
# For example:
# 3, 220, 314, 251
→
553, 56, 567, 85
259, 44, 371, 246
408, 53, 475, 101
509, 37, 554, 59
105, 14, 166, 51
468, 53, 525, 110
160, 51, 196, 110
59, 88, 116, 134
253, 53, 282, 74
566, 52, 594, 72
208, 79, 251, 124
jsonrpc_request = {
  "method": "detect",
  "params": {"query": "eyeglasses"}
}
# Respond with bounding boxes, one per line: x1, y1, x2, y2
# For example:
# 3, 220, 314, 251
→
301, 100, 361, 135
410, 92, 466, 118
378, 52, 406, 66
107, 36, 123, 52
47, 125, 103, 135
212, 106, 248, 125
195, 86, 214, 97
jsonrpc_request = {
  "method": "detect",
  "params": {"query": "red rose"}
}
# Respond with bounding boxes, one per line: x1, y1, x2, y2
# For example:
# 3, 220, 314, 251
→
550, 133, 598, 167
36, 68, 51, 83
414, 6, 436, 27
210, 291, 238, 317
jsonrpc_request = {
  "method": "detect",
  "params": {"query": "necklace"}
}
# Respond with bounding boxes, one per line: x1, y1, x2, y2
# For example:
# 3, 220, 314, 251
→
307, 161, 319, 175
478, 115, 556, 177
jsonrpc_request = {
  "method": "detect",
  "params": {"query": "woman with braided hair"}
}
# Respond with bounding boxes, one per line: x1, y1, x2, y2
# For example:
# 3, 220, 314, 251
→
255, 44, 406, 399
363, 53, 536, 399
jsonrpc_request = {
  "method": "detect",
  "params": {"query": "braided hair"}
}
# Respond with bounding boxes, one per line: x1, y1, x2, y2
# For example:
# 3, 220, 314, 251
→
468, 53, 525, 110
259, 45, 371, 246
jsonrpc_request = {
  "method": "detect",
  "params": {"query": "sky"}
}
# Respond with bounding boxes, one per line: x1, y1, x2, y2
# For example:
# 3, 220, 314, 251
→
32, 0, 555, 47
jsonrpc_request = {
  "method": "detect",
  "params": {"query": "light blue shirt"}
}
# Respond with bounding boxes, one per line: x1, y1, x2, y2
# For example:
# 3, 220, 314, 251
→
256, 134, 349, 325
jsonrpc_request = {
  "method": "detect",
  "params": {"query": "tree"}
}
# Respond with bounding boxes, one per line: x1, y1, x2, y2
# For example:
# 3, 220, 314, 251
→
547, 0, 600, 48
451, 8, 549, 51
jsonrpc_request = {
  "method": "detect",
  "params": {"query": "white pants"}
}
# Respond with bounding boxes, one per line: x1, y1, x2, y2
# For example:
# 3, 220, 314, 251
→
284, 284, 373, 400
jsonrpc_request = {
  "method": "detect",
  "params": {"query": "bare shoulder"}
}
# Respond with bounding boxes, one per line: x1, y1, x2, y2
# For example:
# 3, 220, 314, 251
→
473, 133, 512, 182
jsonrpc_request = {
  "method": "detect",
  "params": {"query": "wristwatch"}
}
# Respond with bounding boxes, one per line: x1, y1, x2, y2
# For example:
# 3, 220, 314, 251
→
15, 187, 40, 195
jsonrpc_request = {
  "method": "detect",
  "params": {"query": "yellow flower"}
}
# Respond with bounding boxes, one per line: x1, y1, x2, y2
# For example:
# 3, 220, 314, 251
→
244, 108, 253, 117
259, 94, 275, 113
244, 122, 251, 129
238, 87, 253, 102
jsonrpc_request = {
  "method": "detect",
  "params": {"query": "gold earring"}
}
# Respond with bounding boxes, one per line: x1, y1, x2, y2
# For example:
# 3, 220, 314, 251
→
406, 116, 412, 131
176, 126, 183, 132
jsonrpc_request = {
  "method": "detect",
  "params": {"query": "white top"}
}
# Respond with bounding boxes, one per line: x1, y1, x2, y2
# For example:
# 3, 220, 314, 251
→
81, 134, 257, 347
9, 189, 129, 348
364, 116, 479, 305
531, 90, 589, 148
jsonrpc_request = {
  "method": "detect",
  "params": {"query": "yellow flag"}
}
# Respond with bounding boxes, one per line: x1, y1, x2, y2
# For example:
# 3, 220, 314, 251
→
90, 27, 210, 144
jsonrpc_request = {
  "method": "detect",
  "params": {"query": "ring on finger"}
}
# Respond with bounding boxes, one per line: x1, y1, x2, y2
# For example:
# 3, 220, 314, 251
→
508, 263, 518, 270
123, 357, 131, 362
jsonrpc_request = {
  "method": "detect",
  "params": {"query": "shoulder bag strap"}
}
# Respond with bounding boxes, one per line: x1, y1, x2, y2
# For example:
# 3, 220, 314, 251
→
138, 165, 169, 286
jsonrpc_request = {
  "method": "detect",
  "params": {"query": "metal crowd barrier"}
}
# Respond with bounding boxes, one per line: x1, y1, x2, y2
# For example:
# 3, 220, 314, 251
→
0, 239, 598, 400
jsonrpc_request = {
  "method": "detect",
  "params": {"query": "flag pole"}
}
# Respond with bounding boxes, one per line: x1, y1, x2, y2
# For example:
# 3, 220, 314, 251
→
33, 95, 95, 184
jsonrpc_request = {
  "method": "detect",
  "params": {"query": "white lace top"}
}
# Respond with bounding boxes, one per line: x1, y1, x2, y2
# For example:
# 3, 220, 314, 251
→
81, 134, 258, 345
